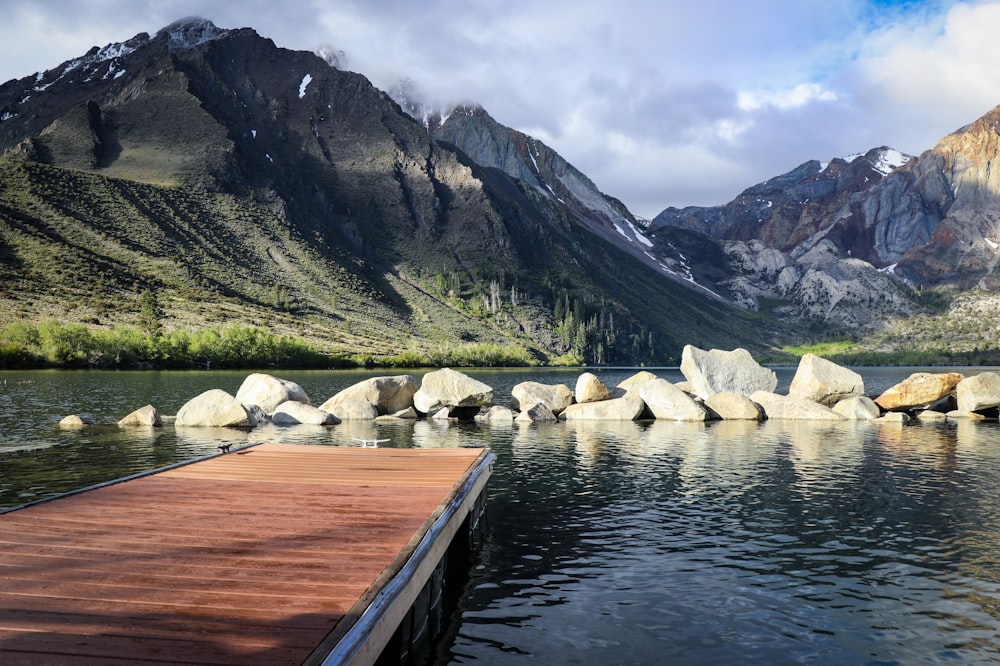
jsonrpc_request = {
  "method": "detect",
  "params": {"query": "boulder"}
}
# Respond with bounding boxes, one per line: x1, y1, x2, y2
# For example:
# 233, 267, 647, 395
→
638, 378, 707, 421
915, 410, 947, 422
789, 354, 864, 406
475, 405, 516, 423
319, 375, 418, 416
575, 372, 611, 403
831, 396, 881, 421
561, 395, 646, 421
118, 405, 162, 427
681, 345, 777, 399
946, 410, 987, 421
235, 373, 309, 414
58, 414, 92, 429
175, 389, 255, 427
749, 391, 847, 421
431, 407, 453, 420
955, 372, 1000, 412
271, 401, 339, 426
613, 371, 660, 397
388, 407, 418, 419
874, 372, 963, 411
327, 399, 378, 421
511, 381, 574, 415
877, 411, 911, 424
704, 392, 762, 421
515, 403, 558, 423
413, 368, 493, 414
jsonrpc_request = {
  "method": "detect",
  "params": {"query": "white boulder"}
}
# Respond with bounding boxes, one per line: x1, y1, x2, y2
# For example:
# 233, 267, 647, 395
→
413, 368, 494, 415
789, 354, 864, 406
235, 373, 309, 415
681, 345, 777, 400
176, 389, 255, 427
638, 378, 707, 421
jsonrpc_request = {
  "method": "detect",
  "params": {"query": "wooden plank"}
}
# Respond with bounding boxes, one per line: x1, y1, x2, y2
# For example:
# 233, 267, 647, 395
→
0, 444, 491, 665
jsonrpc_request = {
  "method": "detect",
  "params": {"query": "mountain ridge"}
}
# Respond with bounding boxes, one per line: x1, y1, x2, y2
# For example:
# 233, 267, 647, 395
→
0, 18, 783, 366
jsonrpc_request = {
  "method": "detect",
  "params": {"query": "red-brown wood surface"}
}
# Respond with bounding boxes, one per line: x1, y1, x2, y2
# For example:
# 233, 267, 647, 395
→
0, 444, 486, 665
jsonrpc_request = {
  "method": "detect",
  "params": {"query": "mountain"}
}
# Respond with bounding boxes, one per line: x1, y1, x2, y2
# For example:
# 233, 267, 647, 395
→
650, 103, 1000, 351
0, 18, 782, 366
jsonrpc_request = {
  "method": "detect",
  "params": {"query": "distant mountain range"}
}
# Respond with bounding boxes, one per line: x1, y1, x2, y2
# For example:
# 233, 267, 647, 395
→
2, 17, 1000, 365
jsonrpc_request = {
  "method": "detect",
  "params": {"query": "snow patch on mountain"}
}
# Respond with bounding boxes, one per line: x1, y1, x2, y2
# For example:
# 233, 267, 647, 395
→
873, 148, 910, 175
298, 74, 312, 99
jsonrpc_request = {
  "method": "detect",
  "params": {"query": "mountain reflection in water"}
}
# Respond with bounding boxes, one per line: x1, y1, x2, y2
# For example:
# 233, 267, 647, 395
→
1, 368, 999, 664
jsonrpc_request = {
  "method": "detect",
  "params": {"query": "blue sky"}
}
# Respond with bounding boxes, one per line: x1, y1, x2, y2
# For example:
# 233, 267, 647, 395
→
2, 1, 999, 217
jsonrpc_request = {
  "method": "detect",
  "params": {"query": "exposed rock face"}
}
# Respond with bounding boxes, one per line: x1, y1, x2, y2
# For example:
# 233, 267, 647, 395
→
749, 391, 847, 421
680, 345, 777, 400
235, 374, 309, 415
271, 401, 339, 426
832, 396, 881, 420
319, 375, 418, 416
413, 368, 494, 415
561, 395, 645, 421
874, 372, 964, 411
704, 392, 762, 420
511, 381, 574, 415
638, 378, 707, 421
118, 405, 161, 427
575, 372, 611, 403
955, 372, 1000, 412
176, 389, 254, 427
789, 354, 864, 406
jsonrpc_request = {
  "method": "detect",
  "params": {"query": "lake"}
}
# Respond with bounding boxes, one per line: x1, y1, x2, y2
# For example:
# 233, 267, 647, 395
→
2, 367, 1000, 664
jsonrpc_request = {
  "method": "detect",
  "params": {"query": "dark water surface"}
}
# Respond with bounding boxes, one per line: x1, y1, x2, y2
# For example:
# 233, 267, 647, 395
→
2, 367, 1000, 664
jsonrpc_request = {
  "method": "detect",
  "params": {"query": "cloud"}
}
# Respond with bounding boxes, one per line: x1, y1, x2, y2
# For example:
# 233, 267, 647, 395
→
1, 0, 998, 218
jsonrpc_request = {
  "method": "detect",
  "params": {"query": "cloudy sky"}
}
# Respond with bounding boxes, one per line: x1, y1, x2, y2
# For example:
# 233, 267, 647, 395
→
3, 1, 1000, 218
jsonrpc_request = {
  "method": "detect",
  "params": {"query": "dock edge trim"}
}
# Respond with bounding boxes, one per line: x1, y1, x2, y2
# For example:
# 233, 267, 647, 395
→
310, 447, 496, 666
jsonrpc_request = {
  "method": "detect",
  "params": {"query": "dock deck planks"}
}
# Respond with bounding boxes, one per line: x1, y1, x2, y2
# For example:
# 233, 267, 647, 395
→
0, 444, 492, 665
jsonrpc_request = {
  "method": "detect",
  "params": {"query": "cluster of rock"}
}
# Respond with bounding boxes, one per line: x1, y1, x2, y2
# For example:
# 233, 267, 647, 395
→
58, 345, 1000, 430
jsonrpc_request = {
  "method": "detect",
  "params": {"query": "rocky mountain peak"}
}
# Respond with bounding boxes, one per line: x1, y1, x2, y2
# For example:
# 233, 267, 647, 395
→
158, 17, 230, 52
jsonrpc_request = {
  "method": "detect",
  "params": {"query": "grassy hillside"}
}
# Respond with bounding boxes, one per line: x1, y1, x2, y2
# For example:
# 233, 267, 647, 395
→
0, 155, 550, 363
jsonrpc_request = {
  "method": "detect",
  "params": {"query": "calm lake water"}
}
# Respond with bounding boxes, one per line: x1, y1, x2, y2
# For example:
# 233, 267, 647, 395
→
2, 367, 1000, 664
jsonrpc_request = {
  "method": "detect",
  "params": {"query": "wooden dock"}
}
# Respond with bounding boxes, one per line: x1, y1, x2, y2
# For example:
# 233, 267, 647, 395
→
0, 443, 494, 665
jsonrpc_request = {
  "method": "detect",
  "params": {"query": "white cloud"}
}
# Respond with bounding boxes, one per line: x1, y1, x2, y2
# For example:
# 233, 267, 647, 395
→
1, 0, 999, 218
737, 83, 839, 112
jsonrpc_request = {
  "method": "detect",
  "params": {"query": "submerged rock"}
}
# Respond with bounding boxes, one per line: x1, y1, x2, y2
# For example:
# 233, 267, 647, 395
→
118, 405, 162, 427
58, 414, 93, 429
